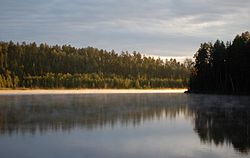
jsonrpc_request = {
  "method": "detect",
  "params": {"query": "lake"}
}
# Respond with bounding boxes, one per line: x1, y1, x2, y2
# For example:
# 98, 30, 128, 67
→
0, 93, 250, 158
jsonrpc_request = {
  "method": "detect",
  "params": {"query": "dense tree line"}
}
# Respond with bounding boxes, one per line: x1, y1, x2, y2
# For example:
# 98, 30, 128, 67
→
189, 31, 250, 94
0, 41, 190, 89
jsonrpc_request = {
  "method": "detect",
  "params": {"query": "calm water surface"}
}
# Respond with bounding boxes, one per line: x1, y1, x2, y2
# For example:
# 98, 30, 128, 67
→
0, 93, 250, 158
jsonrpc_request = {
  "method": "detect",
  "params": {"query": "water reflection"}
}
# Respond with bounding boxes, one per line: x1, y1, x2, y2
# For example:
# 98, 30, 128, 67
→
188, 94, 250, 153
0, 94, 189, 134
0, 93, 250, 154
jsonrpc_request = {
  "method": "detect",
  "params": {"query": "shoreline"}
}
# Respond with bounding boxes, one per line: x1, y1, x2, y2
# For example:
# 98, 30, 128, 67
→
0, 89, 187, 95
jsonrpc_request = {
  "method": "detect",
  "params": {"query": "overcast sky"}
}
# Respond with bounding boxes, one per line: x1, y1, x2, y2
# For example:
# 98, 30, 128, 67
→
0, 0, 249, 57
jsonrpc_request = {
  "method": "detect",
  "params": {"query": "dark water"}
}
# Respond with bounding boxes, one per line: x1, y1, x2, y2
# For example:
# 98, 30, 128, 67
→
0, 93, 250, 158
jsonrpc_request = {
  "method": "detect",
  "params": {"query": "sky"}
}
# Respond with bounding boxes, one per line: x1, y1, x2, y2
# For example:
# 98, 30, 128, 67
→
0, 0, 249, 58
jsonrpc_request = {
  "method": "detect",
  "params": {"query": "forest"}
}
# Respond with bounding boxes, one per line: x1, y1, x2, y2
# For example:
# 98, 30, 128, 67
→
189, 31, 250, 94
0, 41, 191, 89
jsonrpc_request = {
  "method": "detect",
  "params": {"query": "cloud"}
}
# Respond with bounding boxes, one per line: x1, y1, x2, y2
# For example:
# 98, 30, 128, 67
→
0, 0, 249, 57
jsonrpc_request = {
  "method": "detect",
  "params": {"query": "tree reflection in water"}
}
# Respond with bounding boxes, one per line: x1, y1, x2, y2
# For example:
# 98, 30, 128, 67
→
0, 93, 250, 153
0, 94, 188, 134
189, 94, 250, 153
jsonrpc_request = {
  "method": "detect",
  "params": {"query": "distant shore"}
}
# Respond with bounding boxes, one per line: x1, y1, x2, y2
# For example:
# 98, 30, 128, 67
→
0, 89, 187, 95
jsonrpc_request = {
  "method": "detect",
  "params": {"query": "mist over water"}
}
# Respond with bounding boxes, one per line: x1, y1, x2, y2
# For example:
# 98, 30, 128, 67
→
0, 93, 249, 158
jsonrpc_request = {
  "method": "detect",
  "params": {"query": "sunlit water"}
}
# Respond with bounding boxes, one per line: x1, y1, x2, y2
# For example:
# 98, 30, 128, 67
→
0, 93, 250, 158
